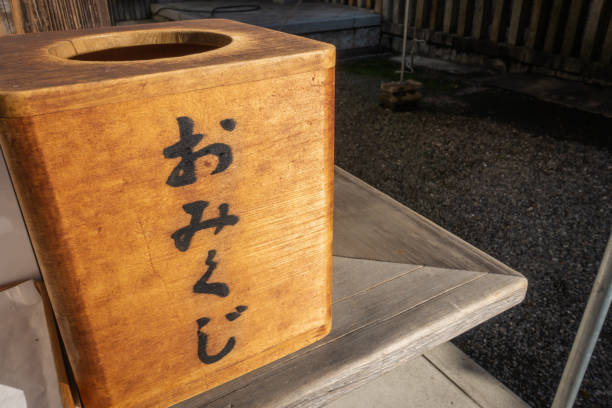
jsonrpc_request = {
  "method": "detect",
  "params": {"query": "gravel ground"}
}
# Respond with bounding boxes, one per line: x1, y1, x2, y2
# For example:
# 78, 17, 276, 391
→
334, 56, 612, 408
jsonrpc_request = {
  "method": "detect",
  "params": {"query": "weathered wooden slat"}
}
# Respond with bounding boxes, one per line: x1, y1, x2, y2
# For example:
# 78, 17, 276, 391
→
457, 0, 471, 36
429, 0, 440, 30
601, 15, 612, 63
175, 270, 525, 408
443, 0, 454, 33
7, 0, 22, 33
561, 0, 584, 56
526, 0, 544, 48
543, 0, 564, 52
375, 0, 382, 13
0, 0, 14, 34
393, 0, 401, 24
382, 0, 392, 20
331, 262, 485, 336
580, 0, 605, 59
8, 0, 109, 33
507, 0, 525, 45
332, 258, 423, 302
489, 0, 506, 43
333, 167, 522, 276
403, 0, 413, 33
472, 0, 485, 39
415, 0, 425, 28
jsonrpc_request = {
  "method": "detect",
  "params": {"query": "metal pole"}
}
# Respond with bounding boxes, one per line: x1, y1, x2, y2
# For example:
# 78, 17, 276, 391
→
551, 232, 612, 408
400, 0, 410, 82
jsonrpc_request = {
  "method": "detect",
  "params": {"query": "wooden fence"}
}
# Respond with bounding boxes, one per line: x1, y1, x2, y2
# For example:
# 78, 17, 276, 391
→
2, 0, 610, 80
327, 0, 612, 81
0, 0, 110, 34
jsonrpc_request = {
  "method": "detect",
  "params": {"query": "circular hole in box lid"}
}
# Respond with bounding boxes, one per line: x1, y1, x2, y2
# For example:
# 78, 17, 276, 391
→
48, 30, 232, 62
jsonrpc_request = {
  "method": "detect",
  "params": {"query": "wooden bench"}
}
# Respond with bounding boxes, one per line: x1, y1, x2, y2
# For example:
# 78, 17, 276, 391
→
174, 167, 527, 408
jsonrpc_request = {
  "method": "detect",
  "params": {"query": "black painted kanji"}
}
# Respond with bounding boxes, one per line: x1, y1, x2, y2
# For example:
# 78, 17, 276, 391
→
193, 250, 229, 297
164, 116, 233, 187
171, 201, 239, 252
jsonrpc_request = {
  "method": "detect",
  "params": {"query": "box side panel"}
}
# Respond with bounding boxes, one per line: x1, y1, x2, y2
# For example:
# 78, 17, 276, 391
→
0, 117, 111, 405
17, 67, 335, 407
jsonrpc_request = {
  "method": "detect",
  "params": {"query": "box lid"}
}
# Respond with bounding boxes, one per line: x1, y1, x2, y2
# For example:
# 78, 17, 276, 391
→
0, 19, 335, 117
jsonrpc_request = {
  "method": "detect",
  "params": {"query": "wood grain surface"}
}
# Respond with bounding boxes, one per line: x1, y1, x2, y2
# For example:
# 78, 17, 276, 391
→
175, 257, 525, 408
0, 0, 15, 34
333, 167, 522, 276
6, 0, 110, 34
171, 167, 527, 408
0, 19, 335, 117
0, 20, 335, 408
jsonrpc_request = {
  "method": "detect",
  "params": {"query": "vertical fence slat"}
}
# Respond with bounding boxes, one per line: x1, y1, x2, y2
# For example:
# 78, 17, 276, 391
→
601, 17, 612, 62
415, 0, 425, 28
443, 0, 453, 33
429, 0, 439, 29
489, 0, 506, 43
580, 0, 605, 59
8, 0, 108, 33
393, 0, 400, 24
526, 0, 543, 48
406, 0, 414, 30
543, 0, 564, 52
472, 0, 485, 39
507, 0, 525, 45
0, 0, 15, 34
382, 0, 392, 20
375, 0, 607, 80
457, 0, 469, 36
561, 0, 583, 55
9, 0, 23, 33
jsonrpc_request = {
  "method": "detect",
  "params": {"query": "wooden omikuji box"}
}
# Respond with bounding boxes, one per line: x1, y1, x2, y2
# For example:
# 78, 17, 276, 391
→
0, 20, 334, 407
